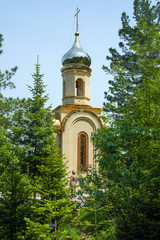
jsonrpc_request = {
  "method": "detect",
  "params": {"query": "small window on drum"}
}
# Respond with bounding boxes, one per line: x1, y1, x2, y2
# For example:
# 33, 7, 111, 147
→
63, 80, 66, 98
76, 79, 83, 96
78, 132, 88, 171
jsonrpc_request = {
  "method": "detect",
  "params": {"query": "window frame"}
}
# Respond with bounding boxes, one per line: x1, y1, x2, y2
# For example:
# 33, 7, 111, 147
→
77, 132, 88, 171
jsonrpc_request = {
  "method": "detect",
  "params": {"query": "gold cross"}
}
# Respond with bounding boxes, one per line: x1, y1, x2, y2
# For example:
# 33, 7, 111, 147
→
74, 7, 80, 32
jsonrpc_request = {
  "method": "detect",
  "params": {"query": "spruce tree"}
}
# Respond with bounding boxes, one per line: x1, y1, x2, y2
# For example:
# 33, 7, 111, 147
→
94, 0, 160, 239
11, 57, 76, 240
0, 127, 33, 240
11, 57, 55, 177
0, 35, 33, 239
0, 33, 18, 129
76, 167, 115, 240
103, 0, 160, 119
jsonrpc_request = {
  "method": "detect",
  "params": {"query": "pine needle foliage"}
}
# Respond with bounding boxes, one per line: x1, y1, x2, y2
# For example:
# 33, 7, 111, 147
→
94, 1, 160, 239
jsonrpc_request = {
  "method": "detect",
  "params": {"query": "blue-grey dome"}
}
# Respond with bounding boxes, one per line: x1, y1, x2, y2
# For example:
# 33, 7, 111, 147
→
62, 32, 91, 67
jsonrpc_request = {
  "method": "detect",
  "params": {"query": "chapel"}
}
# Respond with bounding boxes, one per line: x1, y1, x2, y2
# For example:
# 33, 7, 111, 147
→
54, 8, 102, 174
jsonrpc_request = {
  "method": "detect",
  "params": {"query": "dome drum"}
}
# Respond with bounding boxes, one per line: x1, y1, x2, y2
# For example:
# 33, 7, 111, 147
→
61, 63, 92, 74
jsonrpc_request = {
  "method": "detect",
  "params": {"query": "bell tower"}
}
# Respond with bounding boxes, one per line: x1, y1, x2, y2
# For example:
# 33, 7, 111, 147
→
61, 8, 91, 106
54, 8, 102, 174
61, 55, 91, 106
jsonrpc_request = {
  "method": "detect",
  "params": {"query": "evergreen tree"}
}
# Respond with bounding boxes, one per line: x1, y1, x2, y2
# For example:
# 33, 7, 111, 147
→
93, 0, 160, 239
21, 122, 76, 240
103, 0, 160, 119
11, 56, 55, 177
0, 34, 17, 90
0, 35, 33, 239
0, 33, 18, 128
11, 57, 76, 240
0, 127, 33, 240
76, 167, 115, 240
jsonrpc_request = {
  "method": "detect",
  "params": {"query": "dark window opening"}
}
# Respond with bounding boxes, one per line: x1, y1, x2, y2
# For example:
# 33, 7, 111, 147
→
76, 79, 83, 96
78, 132, 88, 171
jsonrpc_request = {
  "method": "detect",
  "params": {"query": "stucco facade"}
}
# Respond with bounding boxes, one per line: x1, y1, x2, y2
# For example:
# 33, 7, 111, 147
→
54, 105, 102, 173
54, 27, 102, 175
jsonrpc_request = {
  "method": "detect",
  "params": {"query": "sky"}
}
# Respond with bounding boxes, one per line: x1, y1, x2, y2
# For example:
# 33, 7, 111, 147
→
1, 0, 139, 109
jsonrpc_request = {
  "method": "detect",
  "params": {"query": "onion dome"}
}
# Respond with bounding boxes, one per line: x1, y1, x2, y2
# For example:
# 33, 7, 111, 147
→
62, 32, 91, 67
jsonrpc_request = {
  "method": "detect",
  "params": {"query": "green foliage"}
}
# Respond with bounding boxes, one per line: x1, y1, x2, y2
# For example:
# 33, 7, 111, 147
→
94, 1, 160, 239
22, 143, 76, 238
23, 223, 81, 240
10, 57, 55, 177
20, 218, 54, 240
94, 119, 160, 239
0, 35, 34, 239
0, 97, 25, 130
0, 127, 33, 240
0, 126, 13, 174
0, 34, 18, 129
103, 0, 160, 119
0, 38, 77, 239
22, 199, 76, 240
14, 57, 77, 239
0, 33, 17, 90
76, 167, 114, 239
97, 228, 116, 240
57, 225, 81, 240
37, 149, 68, 200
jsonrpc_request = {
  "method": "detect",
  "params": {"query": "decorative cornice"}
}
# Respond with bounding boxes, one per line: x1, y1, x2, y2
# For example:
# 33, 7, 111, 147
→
62, 96, 90, 101
61, 63, 91, 73
53, 105, 103, 133
54, 105, 102, 113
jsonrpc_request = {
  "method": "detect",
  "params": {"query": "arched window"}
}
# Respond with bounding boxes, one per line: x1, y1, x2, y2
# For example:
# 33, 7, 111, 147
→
78, 132, 88, 171
76, 79, 83, 96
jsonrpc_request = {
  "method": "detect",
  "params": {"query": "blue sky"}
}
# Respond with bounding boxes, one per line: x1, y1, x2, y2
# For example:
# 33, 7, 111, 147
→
0, 0, 144, 109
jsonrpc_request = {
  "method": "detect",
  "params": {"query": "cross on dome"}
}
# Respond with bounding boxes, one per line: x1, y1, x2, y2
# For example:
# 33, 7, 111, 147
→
74, 7, 80, 33
61, 7, 91, 67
